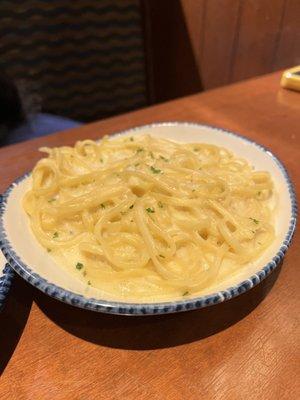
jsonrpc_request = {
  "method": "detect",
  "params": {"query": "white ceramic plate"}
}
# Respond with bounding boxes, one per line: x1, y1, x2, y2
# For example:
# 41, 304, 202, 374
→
0, 123, 297, 315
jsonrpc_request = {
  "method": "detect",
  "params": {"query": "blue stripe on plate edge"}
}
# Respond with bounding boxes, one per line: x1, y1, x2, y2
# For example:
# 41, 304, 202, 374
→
0, 122, 297, 315
0, 258, 14, 310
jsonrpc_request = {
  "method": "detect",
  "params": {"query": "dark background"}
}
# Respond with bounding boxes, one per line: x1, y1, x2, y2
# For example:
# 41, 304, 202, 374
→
0, 0, 299, 121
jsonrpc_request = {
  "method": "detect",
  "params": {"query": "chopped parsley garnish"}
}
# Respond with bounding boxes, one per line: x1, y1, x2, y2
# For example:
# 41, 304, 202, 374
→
100, 158, 103, 163
100, 203, 106, 209
129, 204, 134, 209
150, 166, 161, 174
47, 248, 51, 252
158, 201, 163, 208
146, 207, 155, 213
53, 232, 59, 238
257, 191, 261, 195
48, 198, 56, 203
83, 270, 87, 277
249, 217, 259, 224
159, 254, 165, 258
76, 262, 84, 270
134, 163, 140, 167
192, 189, 196, 192
194, 148, 199, 152
130, 137, 134, 142
87, 280, 91, 286
183, 291, 189, 296
136, 147, 144, 153
160, 155, 169, 162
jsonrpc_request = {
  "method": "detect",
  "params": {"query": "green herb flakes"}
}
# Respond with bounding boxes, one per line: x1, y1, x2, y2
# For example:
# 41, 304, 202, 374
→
129, 204, 134, 209
130, 137, 134, 142
48, 198, 56, 203
101, 203, 106, 209
182, 291, 189, 296
87, 280, 91, 286
47, 248, 51, 253
159, 254, 165, 258
158, 201, 163, 208
76, 262, 84, 270
249, 217, 259, 224
150, 166, 161, 174
146, 207, 155, 213
53, 232, 59, 238
136, 148, 144, 153
159, 155, 169, 162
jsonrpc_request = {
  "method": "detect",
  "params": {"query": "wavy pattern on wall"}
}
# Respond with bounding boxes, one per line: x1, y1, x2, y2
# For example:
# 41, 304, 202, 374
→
0, 0, 146, 121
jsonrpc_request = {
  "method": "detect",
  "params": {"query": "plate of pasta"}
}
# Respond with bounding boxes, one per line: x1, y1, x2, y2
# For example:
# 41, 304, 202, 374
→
0, 123, 296, 315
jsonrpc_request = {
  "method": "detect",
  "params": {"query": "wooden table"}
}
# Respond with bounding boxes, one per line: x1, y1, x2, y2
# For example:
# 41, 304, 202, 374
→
0, 71, 299, 400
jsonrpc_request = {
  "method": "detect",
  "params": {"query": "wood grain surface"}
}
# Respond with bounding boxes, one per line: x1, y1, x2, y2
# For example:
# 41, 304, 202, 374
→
0, 71, 299, 400
143, 0, 300, 101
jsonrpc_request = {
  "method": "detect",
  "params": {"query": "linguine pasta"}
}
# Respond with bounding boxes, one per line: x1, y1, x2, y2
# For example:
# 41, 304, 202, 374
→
23, 134, 275, 301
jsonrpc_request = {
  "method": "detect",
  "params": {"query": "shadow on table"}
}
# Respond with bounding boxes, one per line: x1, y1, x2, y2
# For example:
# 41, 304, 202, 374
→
0, 275, 33, 375
35, 265, 281, 350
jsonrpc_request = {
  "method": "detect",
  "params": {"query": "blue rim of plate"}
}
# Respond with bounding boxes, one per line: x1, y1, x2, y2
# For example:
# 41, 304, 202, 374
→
0, 122, 297, 315
0, 251, 14, 310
